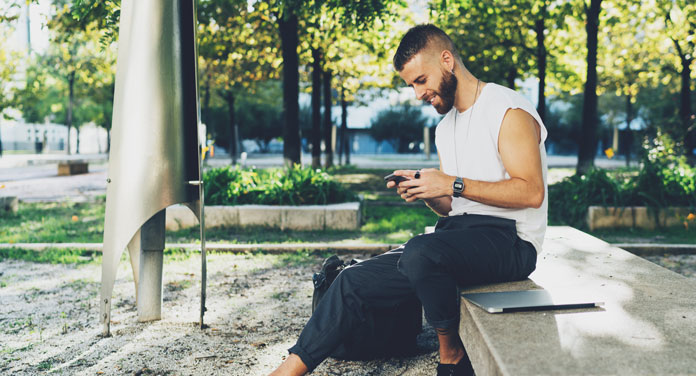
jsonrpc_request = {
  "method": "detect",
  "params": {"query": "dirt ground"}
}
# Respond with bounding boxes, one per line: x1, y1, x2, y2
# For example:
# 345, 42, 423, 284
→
0, 252, 439, 376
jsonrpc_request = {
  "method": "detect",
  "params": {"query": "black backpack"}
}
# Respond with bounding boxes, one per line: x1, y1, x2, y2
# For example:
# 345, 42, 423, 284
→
312, 255, 423, 360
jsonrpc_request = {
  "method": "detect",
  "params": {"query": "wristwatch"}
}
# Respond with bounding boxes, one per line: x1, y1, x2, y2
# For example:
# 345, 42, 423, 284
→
452, 177, 464, 198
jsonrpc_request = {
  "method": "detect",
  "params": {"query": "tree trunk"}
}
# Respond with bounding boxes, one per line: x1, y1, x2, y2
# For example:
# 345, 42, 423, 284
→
202, 73, 211, 128
225, 92, 238, 165
0, 113, 4, 157
311, 48, 322, 168
323, 69, 333, 168
535, 7, 547, 124
67, 71, 75, 155
278, 13, 301, 167
506, 67, 516, 90
625, 93, 632, 167
106, 80, 114, 155
341, 88, 350, 165
76, 126, 80, 154
576, 0, 602, 175
676, 45, 694, 160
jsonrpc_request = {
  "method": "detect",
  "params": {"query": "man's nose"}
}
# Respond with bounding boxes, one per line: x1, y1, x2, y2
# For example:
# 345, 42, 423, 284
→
414, 86, 426, 100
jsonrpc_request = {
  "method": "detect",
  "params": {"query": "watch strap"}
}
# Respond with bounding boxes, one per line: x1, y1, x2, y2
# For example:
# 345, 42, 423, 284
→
452, 177, 464, 198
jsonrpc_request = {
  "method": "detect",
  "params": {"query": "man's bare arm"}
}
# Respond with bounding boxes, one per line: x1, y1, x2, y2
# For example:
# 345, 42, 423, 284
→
397, 109, 544, 209
423, 196, 452, 216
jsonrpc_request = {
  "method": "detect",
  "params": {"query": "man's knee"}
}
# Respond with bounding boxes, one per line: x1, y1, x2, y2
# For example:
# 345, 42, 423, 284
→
398, 235, 437, 281
332, 265, 370, 299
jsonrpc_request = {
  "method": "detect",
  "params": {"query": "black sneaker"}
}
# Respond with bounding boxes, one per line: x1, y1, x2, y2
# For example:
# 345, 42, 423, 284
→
436, 356, 475, 376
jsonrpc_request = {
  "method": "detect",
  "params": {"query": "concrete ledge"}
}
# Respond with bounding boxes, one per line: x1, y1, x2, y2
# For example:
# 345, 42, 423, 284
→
613, 243, 696, 256
459, 226, 696, 375
0, 242, 400, 254
0, 196, 19, 214
587, 206, 692, 230
165, 202, 361, 231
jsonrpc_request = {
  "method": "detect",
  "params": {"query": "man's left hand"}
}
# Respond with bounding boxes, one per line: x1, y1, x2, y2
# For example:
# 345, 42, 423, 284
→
393, 168, 456, 202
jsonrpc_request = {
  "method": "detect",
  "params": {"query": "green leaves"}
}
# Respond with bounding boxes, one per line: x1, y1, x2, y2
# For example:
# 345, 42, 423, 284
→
370, 103, 434, 153
203, 165, 358, 205
550, 132, 696, 229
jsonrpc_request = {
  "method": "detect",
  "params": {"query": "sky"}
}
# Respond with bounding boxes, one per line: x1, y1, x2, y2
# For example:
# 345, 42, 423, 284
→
8, 1, 51, 55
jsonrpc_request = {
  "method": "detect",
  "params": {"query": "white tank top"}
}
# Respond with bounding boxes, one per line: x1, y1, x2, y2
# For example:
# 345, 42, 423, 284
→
435, 83, 548, 254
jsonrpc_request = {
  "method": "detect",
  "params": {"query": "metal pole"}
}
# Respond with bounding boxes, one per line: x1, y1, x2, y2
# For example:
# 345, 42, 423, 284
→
423, 126, 431, 160
137, 210, 165, 322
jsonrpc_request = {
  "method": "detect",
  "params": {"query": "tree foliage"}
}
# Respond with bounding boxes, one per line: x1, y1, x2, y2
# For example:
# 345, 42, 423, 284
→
3, 0, 692, 166
236, 81, 284, 152
197, 0, 281, 162
370, 103, 434, 153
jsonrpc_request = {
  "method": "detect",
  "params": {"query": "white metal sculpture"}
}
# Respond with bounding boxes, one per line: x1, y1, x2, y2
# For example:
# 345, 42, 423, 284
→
100, 0, 206, 336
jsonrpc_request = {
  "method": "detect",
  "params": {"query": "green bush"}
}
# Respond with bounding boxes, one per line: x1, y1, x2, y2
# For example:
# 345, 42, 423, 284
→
627, 132, 696, 208
203, 165, 358, 206
550, 132, 696, 229
549, 169, 627, 228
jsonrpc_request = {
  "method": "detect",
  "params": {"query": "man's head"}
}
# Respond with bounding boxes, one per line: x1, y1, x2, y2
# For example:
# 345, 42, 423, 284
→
393, 24, 461, 114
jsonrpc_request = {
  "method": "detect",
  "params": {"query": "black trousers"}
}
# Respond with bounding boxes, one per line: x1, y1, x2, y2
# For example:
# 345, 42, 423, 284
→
289, 214, 538, 371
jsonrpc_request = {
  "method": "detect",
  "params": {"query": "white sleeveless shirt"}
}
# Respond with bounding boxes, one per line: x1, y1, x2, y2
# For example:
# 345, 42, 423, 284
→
435, 83, 548, 254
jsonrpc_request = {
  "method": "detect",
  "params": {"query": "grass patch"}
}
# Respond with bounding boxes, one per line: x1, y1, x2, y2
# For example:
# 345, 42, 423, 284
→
331, 167, 394, 193
167, 203, 438, 246
0, 343, 34, 355
168, 226, 359, 244
0, 200, 105, 244
270, 290, 293, 302
6, 167, 690, 248
0, 247, 99, 264
36, 360, 52, 371
272, 250, 332, 267
163, 248, 196, 262
165, 279, 193, 292
361, 205, 438, 235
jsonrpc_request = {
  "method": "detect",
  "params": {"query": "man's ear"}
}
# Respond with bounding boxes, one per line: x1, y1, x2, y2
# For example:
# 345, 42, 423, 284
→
440, 50, 455, 73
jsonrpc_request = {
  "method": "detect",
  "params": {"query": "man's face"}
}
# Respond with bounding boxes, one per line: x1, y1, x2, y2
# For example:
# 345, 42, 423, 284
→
398, 52, 457, 114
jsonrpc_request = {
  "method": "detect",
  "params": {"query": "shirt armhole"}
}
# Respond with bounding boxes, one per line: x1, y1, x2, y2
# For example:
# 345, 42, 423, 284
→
494, 105, 548, 154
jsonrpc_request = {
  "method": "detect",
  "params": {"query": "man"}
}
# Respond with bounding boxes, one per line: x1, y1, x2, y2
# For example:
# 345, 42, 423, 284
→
271, 24, 547, 376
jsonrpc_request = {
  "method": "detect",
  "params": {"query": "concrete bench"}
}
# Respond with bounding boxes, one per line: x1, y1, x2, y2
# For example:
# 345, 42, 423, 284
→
57, 161, 89, 176
458, 226, 696, 375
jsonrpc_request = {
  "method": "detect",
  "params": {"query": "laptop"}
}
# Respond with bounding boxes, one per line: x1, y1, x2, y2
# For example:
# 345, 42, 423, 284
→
461, 289, 604, 313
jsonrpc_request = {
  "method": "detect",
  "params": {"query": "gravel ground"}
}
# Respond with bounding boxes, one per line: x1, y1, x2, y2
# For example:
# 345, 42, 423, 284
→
643, 254, 696, 279
0, 252, 438, 376
2, 251, 694, 376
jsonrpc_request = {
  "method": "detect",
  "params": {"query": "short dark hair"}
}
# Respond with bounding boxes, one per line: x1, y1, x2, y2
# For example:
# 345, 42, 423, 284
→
393, 24, 458, 71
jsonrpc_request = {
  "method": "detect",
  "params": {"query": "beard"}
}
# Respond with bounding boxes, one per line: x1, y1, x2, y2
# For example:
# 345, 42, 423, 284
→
433, 69, 458, 114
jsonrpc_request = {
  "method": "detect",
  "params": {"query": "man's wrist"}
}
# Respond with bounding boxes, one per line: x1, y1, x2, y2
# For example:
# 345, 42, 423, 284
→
446, 175, 456, 196
452, 177, 464, 197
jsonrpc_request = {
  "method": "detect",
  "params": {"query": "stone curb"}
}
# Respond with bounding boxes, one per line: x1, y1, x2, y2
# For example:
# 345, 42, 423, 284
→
0, 242, 403, 254
587, 206, 693, 230
612, 243, 696, 256
165, 203, 362, 231
2, 242, 695, 255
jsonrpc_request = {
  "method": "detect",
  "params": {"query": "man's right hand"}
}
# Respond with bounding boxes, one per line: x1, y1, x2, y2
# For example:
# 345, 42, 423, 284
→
386, 170, 419, 198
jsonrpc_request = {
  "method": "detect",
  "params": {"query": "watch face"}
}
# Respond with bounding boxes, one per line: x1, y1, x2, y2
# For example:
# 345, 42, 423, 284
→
454, 182, 463, 190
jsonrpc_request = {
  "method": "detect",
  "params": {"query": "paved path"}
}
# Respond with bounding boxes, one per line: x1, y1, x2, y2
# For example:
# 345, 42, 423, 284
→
0, 153, 636, 202
0, 163, 108, 202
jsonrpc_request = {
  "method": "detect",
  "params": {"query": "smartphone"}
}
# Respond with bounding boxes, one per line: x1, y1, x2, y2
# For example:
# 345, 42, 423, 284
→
384, 173, 408, 184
